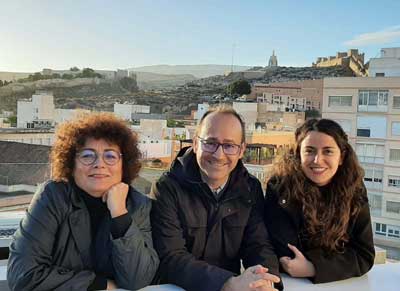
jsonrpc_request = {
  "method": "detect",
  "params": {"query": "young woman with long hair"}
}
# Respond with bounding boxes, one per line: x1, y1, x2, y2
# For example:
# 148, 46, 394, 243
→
264, 118, 375, 283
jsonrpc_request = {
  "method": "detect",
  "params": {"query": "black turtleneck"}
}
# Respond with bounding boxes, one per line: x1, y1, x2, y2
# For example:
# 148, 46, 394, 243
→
74, 184, 132, 291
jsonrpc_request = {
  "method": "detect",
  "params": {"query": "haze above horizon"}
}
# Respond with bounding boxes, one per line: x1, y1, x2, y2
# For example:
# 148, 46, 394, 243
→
1, 0, 400, 72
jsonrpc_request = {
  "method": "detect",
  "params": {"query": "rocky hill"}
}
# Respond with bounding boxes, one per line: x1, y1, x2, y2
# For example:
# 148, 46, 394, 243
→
190, 65, 353, 87
0, 77, 213, 115
0, 78, 130, 112
135, 71, 196, 90
130, 64, 252, 78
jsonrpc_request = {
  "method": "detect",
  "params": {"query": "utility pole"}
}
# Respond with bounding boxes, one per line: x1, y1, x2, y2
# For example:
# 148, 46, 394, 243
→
231, 43, 236, 73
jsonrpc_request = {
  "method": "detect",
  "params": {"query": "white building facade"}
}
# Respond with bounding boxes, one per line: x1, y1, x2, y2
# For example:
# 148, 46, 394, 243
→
17, 92, 55, 128
194, 103, 209, 122
322, 77, 400, 249
114, 103, 150, 120
369, 48, 400, 77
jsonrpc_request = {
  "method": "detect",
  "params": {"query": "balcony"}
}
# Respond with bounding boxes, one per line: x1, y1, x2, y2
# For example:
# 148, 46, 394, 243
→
358, 104, 388, 112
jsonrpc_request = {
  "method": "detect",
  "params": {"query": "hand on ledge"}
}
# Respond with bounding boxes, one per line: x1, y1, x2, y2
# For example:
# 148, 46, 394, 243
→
221, 265, 280, 291
279, 243, 316, 278
107, 279, 118, 290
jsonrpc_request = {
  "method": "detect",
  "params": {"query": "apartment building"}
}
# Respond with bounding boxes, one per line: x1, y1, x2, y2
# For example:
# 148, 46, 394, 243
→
258, 92, 306, 111
322, 77, 400, 248
252, 79, 323, 111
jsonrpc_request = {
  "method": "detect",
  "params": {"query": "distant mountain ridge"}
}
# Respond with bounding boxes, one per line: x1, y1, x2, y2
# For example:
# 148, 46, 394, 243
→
135, 71, 196, 90
0, 71, 31, 82
130, 64, 252, 78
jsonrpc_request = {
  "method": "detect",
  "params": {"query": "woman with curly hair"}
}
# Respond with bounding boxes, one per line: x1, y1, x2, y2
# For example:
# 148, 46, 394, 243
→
264, 118, 375, 283
8, 112, 159, 291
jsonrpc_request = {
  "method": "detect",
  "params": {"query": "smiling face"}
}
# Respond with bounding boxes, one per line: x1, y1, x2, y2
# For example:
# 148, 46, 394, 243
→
73, 138, 122, 197
193, 112, 245, 189
300, 131, 343, 187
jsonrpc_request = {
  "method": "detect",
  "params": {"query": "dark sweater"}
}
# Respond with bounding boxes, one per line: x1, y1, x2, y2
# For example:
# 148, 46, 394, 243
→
75, 184, 132, 291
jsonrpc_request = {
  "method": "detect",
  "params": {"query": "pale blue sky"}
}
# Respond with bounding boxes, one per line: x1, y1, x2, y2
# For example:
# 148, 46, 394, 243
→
1, 0, 399, 72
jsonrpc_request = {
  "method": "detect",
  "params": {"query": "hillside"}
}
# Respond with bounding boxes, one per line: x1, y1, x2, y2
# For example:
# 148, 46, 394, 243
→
190, 65, 353, 87
135, 71, 196, 90
130, 64, 252, 78
0, 78, 129, 112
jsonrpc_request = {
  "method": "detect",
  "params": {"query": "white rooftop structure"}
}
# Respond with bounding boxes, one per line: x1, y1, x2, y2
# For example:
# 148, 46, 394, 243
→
369, 47, 400, 77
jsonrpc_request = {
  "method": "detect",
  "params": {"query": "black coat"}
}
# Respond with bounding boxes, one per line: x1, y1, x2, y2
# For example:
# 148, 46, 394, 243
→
151, 148, 281, 291
7, 181, 159, 291
264, 178, 375, 283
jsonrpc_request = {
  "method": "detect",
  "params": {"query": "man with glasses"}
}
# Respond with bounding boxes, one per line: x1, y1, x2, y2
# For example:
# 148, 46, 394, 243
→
151, 106, 282, 291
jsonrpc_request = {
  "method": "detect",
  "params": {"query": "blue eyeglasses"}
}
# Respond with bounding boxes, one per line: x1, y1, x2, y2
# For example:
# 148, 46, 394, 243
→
76, 149, 122, 166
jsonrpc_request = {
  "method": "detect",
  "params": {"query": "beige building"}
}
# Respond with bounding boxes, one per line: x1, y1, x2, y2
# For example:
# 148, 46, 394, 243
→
252, 79, 323, 111
322, 77, 400, 249
232, 102, 258, 130
258, 92, 306, 111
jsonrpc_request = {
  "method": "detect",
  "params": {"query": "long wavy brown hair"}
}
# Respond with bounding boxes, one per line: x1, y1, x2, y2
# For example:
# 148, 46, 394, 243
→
51, 112, 141, 184
269, 119, 365, 252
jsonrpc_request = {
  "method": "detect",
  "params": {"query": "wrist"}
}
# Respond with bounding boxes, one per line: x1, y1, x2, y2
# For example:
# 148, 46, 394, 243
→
110, 207, 128, 218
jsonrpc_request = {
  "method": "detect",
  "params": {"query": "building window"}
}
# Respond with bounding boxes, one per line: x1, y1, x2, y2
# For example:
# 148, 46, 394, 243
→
357, 128, 370, 137
376, 223, 400, 238
388, 228, 400, 238
359, 90, 388, 106
392, 122, 400, 136
358, 90, 388, 112
364, 168, 383, 190
387, 201, 400, 214
328, 96, 352, 107
388, 176, 400, 188
356, 143, 385, 164
368, 193, 382, 215
375, 73, 385, 77
393, 96, 400, 109
364, 169, 383, 183
389, 149, 400, 161
375, 223, 387, 235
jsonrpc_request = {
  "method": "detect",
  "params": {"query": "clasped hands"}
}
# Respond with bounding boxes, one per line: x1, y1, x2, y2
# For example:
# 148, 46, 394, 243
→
222, 265, 280, 291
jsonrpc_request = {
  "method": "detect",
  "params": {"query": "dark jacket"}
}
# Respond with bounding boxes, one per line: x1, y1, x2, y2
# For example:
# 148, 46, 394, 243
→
150, 147, 280, 291
7, 181, 159, 291
264, 177, 375, 283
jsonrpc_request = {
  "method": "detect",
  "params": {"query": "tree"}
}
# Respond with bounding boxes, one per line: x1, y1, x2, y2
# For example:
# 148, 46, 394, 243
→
62, 73, 73, 80
4, 115, 17, 126
70, 66, 80, 72
119, 77, 138, 92
226, 79, 251, 96
31, 72, 44, 81
78, 68, 102, 79
0, 80, 3, 87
